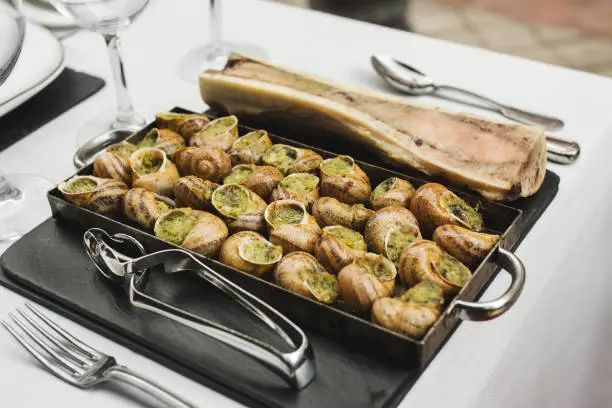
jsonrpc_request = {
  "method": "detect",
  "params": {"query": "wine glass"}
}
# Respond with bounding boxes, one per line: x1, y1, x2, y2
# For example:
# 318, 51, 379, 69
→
177, 0, 267, 83
50, 0, 150, 147
0, 0, 55, 243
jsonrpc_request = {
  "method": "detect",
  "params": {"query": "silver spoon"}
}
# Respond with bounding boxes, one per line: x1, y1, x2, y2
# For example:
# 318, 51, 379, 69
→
371, 54, 580, 164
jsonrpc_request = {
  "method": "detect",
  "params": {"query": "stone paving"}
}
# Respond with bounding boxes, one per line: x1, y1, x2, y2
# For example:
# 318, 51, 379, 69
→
277, 0, 612, 77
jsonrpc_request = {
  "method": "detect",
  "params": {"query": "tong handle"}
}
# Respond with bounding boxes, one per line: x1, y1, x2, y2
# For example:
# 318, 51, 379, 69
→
127, 250, 315, 389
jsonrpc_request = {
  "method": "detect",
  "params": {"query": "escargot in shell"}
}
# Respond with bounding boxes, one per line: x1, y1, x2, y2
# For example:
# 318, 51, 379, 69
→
262, 144, 323, 175
129, 147, 180, 197
219, 231, 283, 276
312, 196, 374, 232
223, 164, 282, 201
211, 184, 267, 233
314, 225, 367, 274
58, 175, 107, 207
370, 177, 415, 210
190, 115, 239, 152
337, 253, 397, 313
93, 142, 136, 185
173, 176, 219, 211
410, 183, 483, 236
173, 146, 232, 183
138, 128, 186, 156
154, 208, 228, 257
59, 176, 128, 215
229, 129, 273, 166
319, 155, 371, 204
264, 199, 322, 254
270, 172, 320, 210
398, 240, 472, 297
433, 224, 500, 267
123, 187, 175, 230
274, 251, 338, 304
364, 206, 422, 265
155, 112, 209, 142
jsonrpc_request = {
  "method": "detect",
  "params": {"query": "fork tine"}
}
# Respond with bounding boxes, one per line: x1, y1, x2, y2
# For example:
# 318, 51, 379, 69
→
9, 312, 84, 374
24, 302, 102, 359
1, 320, 77, 383
16, 308, 91, 366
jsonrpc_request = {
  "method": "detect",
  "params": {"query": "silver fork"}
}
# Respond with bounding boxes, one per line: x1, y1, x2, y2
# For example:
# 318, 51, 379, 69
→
2, 302, 197, 408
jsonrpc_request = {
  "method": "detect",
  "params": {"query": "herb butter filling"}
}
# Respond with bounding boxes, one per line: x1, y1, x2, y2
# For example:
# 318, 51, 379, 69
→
385, 228, 418, 264
241, 241, 282, 264
201, 116, 237, 139
234, 131, 268, 155
269, 203, 304, 226
224, 165, 255, 185
371, 177, 397, 201
437, 253, 471, 286
107, 142, 137, 161
306, 273, 338, 303
322, 226, 366, 251
263, 144, 297, 174
355, 256, 394, 280
133, 150, 164, 175
213, 184, 249, 218
279, 173, 319, 193
321, 156, 354, 176
441, 191, 483, 231
64, 178, 98, 194
138, 129, 159, 148
399, 282, 444, 309
155, 209, 199, 246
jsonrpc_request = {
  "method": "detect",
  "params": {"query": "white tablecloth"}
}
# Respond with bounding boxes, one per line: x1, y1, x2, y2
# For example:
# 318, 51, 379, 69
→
2, 1, 612, 407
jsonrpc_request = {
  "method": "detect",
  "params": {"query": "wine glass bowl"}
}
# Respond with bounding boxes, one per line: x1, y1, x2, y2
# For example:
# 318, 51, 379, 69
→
51, 0, 149, 35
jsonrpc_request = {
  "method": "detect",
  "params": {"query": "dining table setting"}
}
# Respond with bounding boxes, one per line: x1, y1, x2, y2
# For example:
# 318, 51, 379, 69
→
1, 0, 612, 407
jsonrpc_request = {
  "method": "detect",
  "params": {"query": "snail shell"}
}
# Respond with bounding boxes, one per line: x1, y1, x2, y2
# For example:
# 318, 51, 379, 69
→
337, 253, 396, 313
319, 155, 371, 204
229, 130, 273, 166
219, 231, 283, 276
154, 208, 228, 257
173, 176, 219, 211
371, 298, 439, 339
410, 183, 484, 236
274, 251, 338, 304
93, 152, 132, 185
312, 196, 374, 232
123, 187, 175, 230
139, 128, 186, 156
264, 200, 322, 254
223, 164, 283, 201
58, 175, 106, 207
398, 240, 472, 297
211, 184, 267, 233
173, 146, 232, 183
87, 179, 129, 215
262, 144, 323, 175
270, 172, 320, 210
155, 112, 209, 142
370, 177, 416, 210
190, 115, 239, 152
364, 206, 421, 263
314, 226, 367, 274
433, 224, 500, 267
129, 148, 180, 197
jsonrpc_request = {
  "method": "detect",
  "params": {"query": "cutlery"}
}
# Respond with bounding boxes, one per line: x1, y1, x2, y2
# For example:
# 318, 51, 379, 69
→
371, 54, 580, 164
2, 302, 197, 408
83, 228, 316, 389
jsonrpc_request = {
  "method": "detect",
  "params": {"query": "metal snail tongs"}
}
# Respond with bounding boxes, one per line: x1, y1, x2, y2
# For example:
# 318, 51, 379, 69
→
371, 54, 581, 164
83, 228, 316, 390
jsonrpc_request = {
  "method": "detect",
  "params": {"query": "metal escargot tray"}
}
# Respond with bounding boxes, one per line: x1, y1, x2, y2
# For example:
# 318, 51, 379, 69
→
45, 107, 527, 371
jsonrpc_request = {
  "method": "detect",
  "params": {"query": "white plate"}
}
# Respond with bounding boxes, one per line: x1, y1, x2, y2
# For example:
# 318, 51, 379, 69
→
0, 20, 65, 117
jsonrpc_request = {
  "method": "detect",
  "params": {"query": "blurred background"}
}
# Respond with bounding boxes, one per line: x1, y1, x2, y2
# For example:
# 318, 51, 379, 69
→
278, 0, 612, 77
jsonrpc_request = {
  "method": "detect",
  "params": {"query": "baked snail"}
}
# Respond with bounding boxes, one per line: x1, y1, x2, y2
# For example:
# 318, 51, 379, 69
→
138, 128, 186, 156
154, 208, 228, 257
173, 176, 219, 211
93, 142, 136, 185
59, 175, 108, 207
270, 172, 320, 210
433, 224, 500, 267
155, 112, 209, 142
314, 225, 367, 274
398, 240, 472, 297
311, 196, 374, 232
410, 183, 483, 236
319, 155, 371, 204
129, 147, 180, 197
338, 253, 397, 313
370, 177, 415, 210
262, 144, 323, 175
59, 176, 128, 215
190, 115, 239, 152
364, 206, 422, 265
223, 164, 282, 201
274, 251, 338, 304
264, 199, 322, 254
228, 129, 273, 166
211, 184, 267, 233
173, 146, 232, 183
123, 187, 175, 230
219, 231, 283, 276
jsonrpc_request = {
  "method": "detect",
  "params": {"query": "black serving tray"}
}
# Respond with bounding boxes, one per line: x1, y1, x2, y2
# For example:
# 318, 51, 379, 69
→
0, 107, 560, 408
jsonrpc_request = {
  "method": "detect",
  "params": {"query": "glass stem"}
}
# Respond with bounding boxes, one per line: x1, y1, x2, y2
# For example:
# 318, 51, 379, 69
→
0, 173, 21, 204
209, 0, 222, 46
103, 33, 136, 126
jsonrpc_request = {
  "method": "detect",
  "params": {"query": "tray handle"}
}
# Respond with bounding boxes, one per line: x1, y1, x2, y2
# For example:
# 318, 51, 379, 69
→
450, 248, 525, 321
